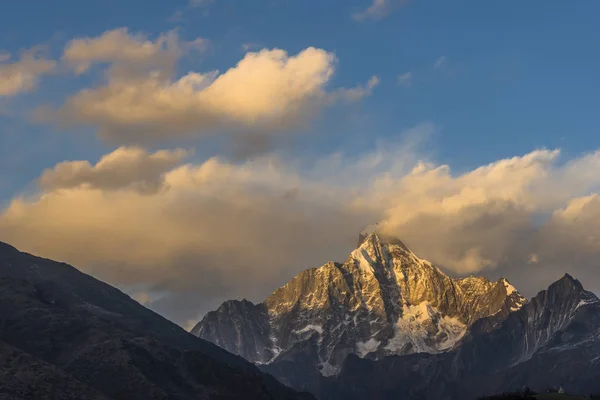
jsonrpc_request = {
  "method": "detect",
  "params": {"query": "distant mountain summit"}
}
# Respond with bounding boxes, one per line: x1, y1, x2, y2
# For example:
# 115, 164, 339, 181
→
357, 222, 382, 246
192, 231, 600, 399
192, 232, 526, 376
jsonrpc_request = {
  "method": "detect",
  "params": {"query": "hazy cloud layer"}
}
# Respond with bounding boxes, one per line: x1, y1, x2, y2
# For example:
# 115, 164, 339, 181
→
2, 122, 600, 325
0, 47, 56, 97
3, 29, 600, 329
0, 153, 374, 324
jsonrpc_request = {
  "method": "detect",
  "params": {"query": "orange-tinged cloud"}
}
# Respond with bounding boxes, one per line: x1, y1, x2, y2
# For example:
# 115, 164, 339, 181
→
43, 28, 378, 144
62, 27, 207, 77
3, 124, 600, 325
0, 48, 56, 97
38, 146, 191, 194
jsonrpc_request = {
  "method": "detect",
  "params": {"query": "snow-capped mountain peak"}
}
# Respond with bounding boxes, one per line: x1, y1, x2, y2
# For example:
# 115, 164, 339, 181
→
193, 230, 528, 376
502, 277, 518, 295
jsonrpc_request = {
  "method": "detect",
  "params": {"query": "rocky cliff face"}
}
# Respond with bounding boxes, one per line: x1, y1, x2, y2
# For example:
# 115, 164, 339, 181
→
193, 299, 273, 363
322, 274, 600, 400
193, 232, 526, 376
193, 231, 600, 399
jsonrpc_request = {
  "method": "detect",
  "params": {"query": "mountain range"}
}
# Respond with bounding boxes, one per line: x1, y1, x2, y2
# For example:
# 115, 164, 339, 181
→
193, 230, 600, 399
1, 228, 598, 400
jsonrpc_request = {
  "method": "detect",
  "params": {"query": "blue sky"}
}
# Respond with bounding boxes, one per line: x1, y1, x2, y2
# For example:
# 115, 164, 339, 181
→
2, 0, 600, 324
2, 0, 600, 197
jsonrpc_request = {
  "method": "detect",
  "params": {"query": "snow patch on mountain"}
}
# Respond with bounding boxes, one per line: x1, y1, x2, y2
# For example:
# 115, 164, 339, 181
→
503, 278, 518, 295
295, 324, 323, 335
575, 294, 600, 311
356, 338, 381, 357
384, 302, 467, 354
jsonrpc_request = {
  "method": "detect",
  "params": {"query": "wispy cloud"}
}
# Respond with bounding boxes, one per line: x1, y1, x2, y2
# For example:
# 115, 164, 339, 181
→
397, 71, 412, 86
334, 75, 380, 102
433, 55, 447, 69
242, 42, 261, 52
168, 10, 185, 23
353, 0, 408, 21
189, 0, 214, 7
0, 47, 56, 98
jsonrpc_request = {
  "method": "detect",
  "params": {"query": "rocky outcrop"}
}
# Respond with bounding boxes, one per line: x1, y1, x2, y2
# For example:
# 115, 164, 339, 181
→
321, 274, 600, 400
191, 300, 273, 363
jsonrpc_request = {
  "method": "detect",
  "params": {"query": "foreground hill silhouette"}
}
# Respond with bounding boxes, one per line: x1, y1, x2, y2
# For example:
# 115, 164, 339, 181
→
0, 241, 313, 400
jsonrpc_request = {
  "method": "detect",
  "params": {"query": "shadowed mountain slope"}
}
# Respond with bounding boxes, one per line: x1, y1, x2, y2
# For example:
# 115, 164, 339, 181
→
0, 240, 313, 400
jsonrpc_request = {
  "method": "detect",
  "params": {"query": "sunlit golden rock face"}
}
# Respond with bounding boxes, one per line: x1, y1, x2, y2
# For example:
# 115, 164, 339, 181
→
193, 232, 526, 376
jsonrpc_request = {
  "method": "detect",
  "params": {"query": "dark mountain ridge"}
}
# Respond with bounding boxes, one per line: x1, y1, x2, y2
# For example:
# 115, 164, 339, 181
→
0, 240, 313, 400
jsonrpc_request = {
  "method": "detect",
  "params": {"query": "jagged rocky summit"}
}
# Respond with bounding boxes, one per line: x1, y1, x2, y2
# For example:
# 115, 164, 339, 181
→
324, 272, 600, 400
192, 230, 600, 399
192, 231, 527, 376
